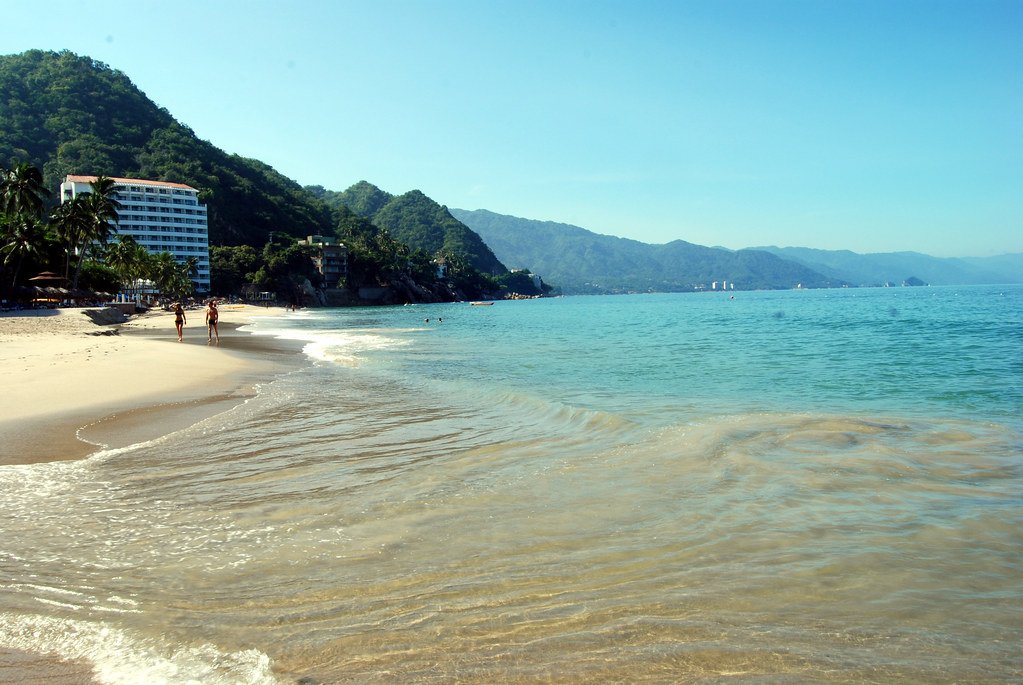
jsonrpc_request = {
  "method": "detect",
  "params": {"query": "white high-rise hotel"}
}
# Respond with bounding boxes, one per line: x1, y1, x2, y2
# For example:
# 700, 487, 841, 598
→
60, 175, 211, 293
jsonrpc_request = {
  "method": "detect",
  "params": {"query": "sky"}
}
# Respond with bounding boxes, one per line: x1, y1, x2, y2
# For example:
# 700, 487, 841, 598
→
2, 0, 1020, 257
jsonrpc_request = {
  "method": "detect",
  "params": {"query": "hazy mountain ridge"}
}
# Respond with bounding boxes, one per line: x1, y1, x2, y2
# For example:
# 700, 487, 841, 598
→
751, 246, 1023, 286
450, 209, 842, 293
452, 208, 1021, 292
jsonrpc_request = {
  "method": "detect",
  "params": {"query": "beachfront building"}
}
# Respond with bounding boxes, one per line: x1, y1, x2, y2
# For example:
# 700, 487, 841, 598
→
300, 235, 348, 287
59, 176, 211, 294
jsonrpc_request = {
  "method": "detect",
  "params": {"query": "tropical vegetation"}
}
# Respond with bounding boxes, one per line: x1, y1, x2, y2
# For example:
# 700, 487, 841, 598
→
1, 49, 540, 304
0, 50, 333, 248
321, 182, 506, 275
0, 162, 49, 290
1, 162, 197, 301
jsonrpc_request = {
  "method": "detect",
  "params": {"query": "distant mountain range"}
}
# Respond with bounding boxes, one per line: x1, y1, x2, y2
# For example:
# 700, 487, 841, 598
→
449, 209, 843, 293
750, 246, 1023, 287
451, 209, 1022, 294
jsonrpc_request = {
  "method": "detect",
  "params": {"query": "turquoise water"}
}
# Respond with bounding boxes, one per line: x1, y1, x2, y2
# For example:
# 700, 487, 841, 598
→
1, 285, 1021, 683
296, 285, 1022, 424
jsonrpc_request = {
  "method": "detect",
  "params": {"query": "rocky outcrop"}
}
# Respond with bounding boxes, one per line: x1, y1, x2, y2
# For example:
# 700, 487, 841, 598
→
319, 276, 468, 307
83, 307, 129, 326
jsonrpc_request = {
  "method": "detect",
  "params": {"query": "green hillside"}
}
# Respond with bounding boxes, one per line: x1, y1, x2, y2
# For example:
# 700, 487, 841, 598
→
1, 49, 518, 303
0, 49, 334, 246
323, 182, 507, 275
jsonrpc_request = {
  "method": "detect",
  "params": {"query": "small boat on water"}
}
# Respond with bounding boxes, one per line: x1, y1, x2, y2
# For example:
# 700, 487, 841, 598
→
470, 301, 495, 306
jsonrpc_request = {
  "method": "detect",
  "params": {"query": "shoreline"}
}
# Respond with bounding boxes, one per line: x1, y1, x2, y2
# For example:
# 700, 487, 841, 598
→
0, 304, 305, 684
0, 305, 304, 465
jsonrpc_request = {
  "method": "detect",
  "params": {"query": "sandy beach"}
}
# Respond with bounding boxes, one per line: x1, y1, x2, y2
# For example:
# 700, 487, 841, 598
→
0, 304, 298, 465
0, 303, 300, 683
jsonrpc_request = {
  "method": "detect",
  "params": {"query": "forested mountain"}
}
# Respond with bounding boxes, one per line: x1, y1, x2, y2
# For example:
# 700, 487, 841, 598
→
751, 246, 1023, 286
335, 180, 392, 219
321, 182, 506, 275
0, 50, 333, 246
450, 209, 839, 293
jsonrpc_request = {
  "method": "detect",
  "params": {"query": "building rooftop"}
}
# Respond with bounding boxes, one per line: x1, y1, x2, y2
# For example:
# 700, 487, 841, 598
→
64, 175, 198, 192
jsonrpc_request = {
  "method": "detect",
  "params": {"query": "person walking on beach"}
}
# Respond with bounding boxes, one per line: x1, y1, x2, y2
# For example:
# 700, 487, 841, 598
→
173, 302, 186, 342
205, 299, 219, 342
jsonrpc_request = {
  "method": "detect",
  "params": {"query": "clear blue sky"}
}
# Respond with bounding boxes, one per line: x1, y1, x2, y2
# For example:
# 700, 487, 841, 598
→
3, 0, 1020, 257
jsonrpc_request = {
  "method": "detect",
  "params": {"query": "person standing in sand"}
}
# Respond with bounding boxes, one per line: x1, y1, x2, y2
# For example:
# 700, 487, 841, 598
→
205, 299, 219, 342
173, 302, 186, 341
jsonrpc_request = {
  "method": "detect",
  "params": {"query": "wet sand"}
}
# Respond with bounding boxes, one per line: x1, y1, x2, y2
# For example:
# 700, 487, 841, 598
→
0, 304, 304, 684
0, 305, 301, 465
0, 647, 98, 685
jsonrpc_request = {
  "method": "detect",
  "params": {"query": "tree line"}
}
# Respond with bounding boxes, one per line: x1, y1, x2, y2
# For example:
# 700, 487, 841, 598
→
210, 205, 534, 305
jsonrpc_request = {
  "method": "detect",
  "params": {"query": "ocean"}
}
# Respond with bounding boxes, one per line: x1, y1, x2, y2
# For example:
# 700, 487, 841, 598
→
2, 285, 1021, 683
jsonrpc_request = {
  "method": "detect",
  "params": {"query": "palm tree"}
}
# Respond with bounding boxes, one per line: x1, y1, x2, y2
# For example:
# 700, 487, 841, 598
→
161, 255, 198, 300
1, 163, 51, 291
178, 256, 199, 298
150, 251, 179, 298
183, 256, 198, 282
70, 176, 121, 291
0, 162, 49, 225
49, 195, 91, 280
1, 214, 47, 289
106, 235, 152, 301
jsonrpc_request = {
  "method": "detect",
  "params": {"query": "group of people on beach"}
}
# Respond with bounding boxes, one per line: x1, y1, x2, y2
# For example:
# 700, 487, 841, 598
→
173, 299, 219, 343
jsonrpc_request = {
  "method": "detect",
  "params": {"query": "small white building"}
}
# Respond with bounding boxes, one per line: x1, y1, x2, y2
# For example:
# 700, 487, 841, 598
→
60, 175, 212, 293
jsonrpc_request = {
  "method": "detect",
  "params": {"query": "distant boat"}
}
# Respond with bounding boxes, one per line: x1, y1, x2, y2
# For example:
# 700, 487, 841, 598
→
470, 301, 494, 306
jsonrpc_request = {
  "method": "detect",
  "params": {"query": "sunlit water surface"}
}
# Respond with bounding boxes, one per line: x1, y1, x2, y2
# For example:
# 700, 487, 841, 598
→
2, 286, 1021, 683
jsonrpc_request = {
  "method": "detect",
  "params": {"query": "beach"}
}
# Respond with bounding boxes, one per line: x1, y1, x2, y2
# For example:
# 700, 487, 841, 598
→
0, 304, 296, 466
1, 288, 1020, 684
0, 303, 300, 682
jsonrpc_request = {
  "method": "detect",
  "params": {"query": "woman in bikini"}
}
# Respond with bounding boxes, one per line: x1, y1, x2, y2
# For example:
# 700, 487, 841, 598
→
205, 299, 219, 342
173, 303, 186, 341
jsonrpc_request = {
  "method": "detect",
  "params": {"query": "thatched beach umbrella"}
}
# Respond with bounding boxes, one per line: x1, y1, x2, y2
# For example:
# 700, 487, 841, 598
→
26, 273, 69, 304
28, 271, 68, 286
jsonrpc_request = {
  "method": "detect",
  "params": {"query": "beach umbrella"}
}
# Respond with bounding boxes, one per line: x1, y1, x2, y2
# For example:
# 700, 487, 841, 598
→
28, 271, 68, 286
